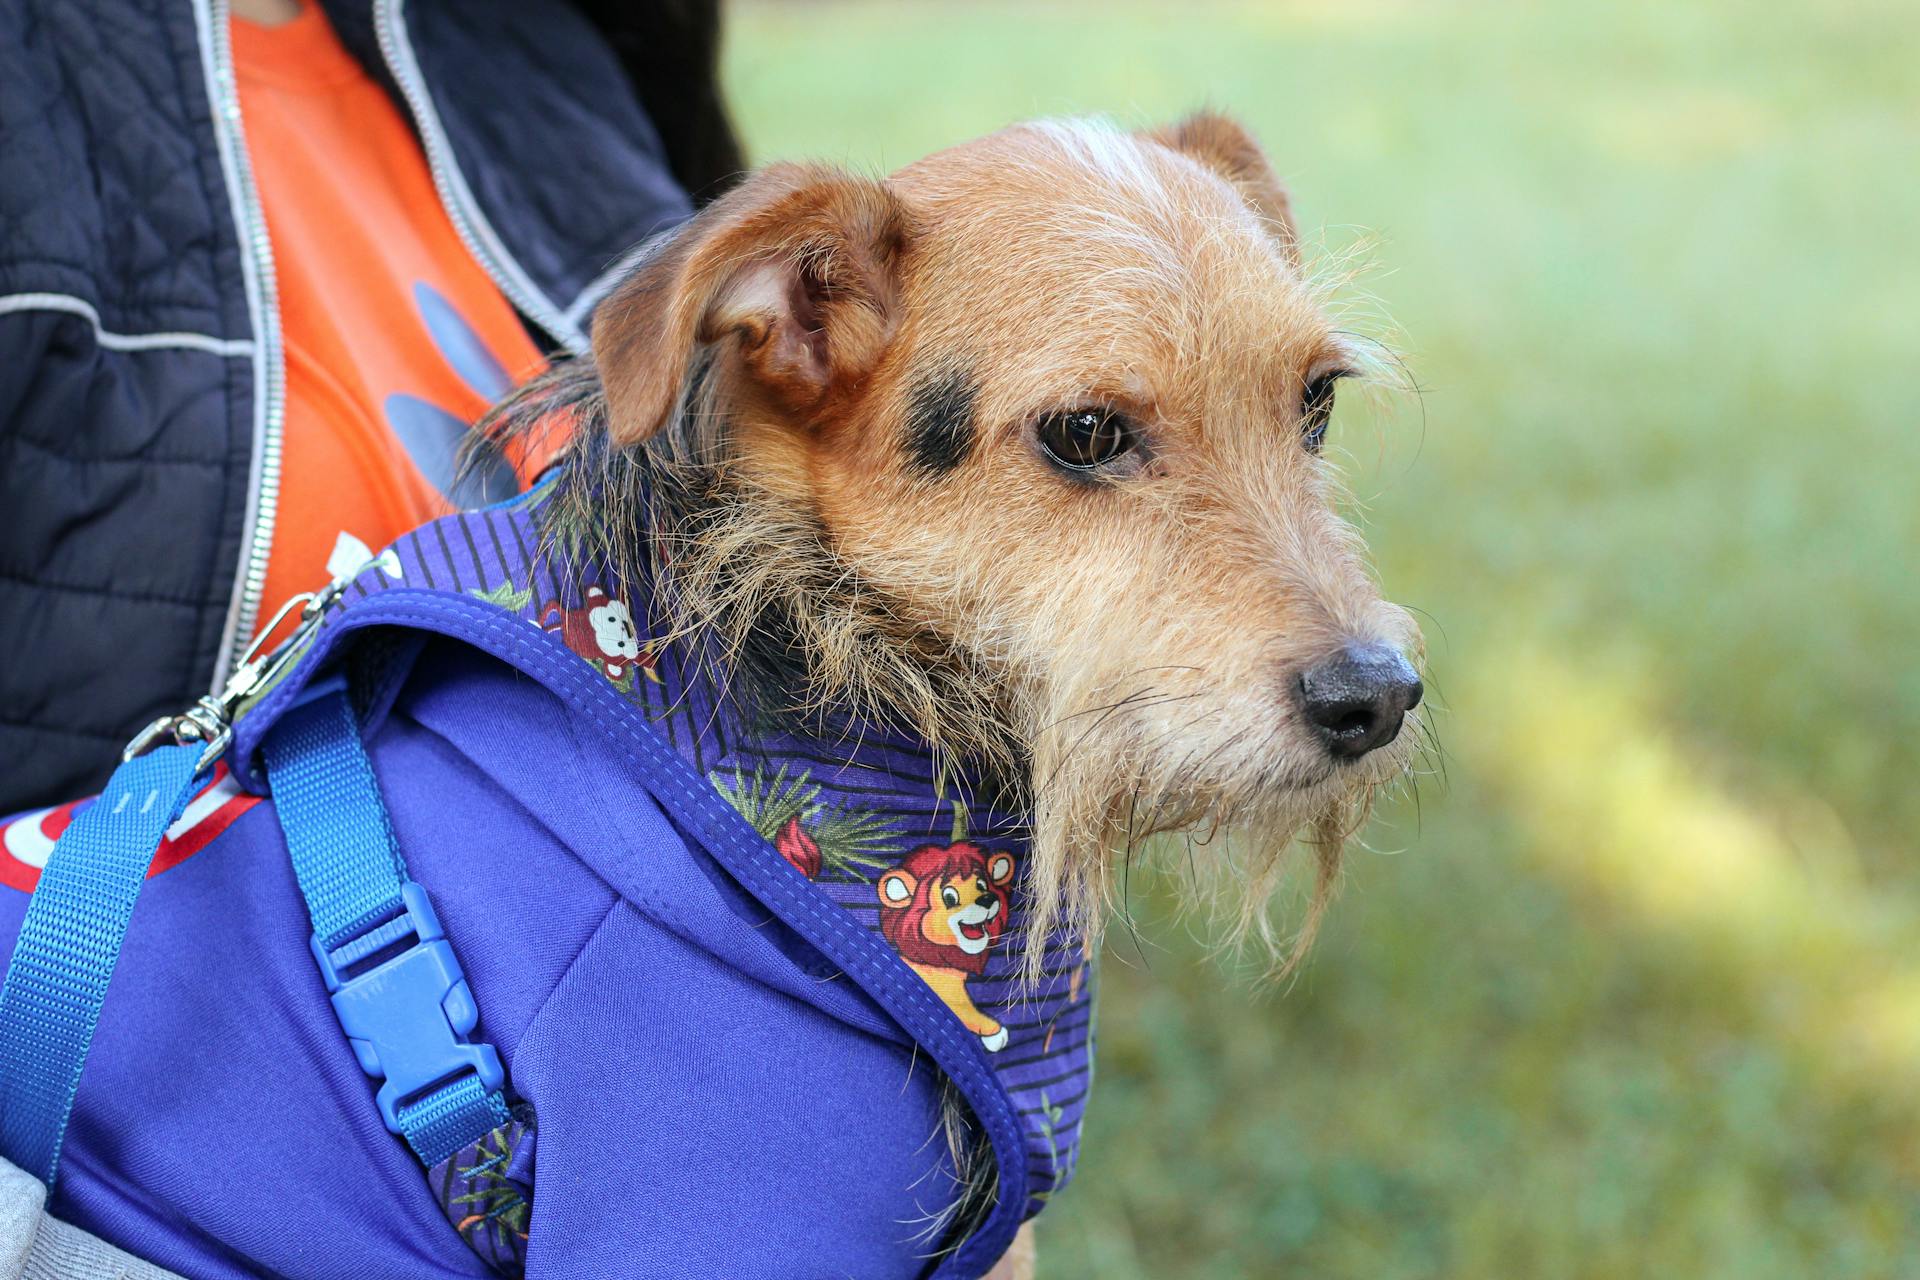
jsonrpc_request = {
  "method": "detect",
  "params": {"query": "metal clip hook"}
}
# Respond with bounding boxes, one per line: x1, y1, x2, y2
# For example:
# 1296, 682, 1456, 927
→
124, 574, 354, 772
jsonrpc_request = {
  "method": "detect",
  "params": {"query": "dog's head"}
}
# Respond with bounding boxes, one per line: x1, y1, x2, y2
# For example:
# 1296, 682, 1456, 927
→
581, 113, 1424, 967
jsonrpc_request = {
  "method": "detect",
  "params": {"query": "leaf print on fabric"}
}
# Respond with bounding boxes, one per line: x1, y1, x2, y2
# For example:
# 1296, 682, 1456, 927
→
433, 1113, 535, 1277
711, 763, 898, 880
469, 580, 534, 613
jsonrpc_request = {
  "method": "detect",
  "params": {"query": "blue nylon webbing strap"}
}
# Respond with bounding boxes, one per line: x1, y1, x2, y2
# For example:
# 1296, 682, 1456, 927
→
0, 744, 204, 1187
263, 682, 508, 1168
262, 686, 410, 953
396, 1073, 506, 1165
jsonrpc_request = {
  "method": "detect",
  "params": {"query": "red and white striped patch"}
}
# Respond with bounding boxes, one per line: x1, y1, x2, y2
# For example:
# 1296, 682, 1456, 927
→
0, 761, 262, 894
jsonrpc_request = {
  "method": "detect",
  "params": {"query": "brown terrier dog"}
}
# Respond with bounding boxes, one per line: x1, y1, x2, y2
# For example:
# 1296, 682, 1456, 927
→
487, 111, 1424, 1275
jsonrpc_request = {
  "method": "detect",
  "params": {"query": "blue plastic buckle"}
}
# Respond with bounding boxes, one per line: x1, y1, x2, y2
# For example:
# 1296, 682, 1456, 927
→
309, 883, 503, 1136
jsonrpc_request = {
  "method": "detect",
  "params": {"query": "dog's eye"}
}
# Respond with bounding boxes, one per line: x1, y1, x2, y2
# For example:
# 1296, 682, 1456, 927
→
941, 886, 961, 908
1035, 407, 1136, 472
1301, 373, 1349, 454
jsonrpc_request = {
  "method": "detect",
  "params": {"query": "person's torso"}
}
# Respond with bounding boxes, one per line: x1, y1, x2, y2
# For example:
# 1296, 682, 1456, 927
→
0, 0, 693, 811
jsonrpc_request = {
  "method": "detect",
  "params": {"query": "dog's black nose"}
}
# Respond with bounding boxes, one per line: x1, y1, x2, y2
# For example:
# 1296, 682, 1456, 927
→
1298, 644, 1423, 759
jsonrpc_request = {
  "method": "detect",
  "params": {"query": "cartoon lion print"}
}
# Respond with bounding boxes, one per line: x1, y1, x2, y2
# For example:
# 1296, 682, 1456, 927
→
876, 841, 1015, 1051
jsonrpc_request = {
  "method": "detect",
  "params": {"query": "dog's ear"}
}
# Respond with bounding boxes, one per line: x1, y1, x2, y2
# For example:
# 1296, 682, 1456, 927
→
1142, 112, 1301, 269
591, 163, 913, 446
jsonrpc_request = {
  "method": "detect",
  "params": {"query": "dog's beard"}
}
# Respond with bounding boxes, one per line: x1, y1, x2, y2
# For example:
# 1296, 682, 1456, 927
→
1011, 674, 1407, 986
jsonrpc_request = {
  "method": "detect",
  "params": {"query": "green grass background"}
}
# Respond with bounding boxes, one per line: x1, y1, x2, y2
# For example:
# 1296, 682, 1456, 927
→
723, 4, 1920, 1275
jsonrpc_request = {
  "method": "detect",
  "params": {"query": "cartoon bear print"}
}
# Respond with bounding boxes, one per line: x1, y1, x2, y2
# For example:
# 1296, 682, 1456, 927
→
876, 841, 1016, 1051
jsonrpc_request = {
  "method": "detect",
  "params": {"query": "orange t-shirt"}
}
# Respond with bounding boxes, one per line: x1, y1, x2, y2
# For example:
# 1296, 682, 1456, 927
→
233, 2, 546, 643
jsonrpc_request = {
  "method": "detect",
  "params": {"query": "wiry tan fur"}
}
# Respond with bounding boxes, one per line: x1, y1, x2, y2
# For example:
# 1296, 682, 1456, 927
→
478, 112, 1424, 1272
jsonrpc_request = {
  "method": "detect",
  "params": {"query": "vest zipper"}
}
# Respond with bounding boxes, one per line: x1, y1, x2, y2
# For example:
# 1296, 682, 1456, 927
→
372, 0, 589, 356
207, 0, 585, 686
196, 0, 288, 689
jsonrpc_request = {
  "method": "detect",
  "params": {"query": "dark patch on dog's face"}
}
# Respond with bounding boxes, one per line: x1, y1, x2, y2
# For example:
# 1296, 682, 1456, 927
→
903, 366, 979, 477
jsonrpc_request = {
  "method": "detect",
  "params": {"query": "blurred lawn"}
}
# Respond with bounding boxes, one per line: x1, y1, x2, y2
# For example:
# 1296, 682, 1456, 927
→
724, 3, 1920, 1275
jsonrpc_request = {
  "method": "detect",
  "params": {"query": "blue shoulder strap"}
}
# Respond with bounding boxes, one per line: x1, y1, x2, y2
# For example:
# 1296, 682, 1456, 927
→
0, 745, 204, 1186
0, 591, 507, 1184
0, 589, 325, 1189
262, 678, 509, 1166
